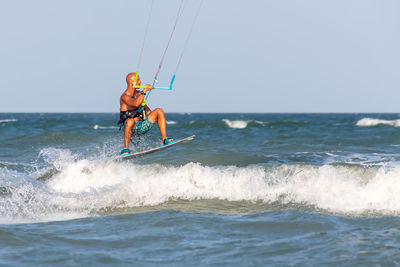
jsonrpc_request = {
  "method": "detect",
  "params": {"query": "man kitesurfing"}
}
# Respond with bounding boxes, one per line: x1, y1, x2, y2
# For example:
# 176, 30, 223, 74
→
119, 73, 175, 157
117, 0, 202, 158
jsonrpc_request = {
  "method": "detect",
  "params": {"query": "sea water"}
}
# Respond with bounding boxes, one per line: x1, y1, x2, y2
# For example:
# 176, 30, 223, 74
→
1, 113, 400, 265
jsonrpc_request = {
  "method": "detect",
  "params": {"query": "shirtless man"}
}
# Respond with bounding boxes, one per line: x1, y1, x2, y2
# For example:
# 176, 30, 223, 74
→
119, 72, 175, 157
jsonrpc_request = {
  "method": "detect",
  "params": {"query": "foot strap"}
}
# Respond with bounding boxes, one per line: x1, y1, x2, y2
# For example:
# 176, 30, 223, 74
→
120, 148, 132, 156
163, 137, 175, 145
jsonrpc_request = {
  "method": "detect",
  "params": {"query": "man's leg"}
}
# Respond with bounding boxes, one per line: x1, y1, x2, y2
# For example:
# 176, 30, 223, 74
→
147, 108, 170, 141
124, 118, 135, 149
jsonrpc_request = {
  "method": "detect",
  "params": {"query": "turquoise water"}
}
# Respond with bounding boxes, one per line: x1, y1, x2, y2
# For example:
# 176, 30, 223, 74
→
1, 113, 400, 265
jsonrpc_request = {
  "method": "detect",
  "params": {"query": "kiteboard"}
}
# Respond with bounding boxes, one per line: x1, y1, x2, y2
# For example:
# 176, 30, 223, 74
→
118, 135, 195, 160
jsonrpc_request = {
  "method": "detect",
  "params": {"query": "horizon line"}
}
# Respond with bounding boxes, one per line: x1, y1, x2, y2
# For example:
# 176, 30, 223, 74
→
1, 111, 400, 114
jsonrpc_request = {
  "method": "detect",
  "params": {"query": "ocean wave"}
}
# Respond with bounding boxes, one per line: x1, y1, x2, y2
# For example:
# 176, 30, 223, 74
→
45, 161, 400, 216
93, 121, 176, 130
221, 119, 307, 129
222, 119, 248, 129
93, 124, 119, 130
0, 119, 17, 123
3, 148, 400, 223
356, 118, 400, 127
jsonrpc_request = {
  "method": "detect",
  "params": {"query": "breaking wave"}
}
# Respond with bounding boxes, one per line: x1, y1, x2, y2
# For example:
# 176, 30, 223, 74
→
2, 148, 400, 223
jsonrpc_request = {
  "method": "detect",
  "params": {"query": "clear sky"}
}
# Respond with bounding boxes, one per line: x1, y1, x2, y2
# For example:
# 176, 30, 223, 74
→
0, 0, 399, 113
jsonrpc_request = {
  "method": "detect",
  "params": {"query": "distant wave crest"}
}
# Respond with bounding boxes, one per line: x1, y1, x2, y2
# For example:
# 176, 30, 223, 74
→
93, 124, 119, 130
222, 119, 248, 129
0, 119, 17, 123
221, 119, 305, 129
356, 118, 400, 127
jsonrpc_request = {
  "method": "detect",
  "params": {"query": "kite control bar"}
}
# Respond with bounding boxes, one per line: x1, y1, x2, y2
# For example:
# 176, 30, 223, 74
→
133, 70, 175, 91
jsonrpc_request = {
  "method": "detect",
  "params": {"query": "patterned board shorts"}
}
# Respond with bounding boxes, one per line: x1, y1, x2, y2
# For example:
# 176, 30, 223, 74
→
135, 119, 154, 135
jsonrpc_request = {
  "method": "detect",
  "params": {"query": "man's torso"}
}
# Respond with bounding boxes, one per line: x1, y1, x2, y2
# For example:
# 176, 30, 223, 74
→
120, 89, 141, 112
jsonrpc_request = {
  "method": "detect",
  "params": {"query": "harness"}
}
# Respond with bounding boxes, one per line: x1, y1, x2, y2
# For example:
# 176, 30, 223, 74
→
118, 108, 145, 130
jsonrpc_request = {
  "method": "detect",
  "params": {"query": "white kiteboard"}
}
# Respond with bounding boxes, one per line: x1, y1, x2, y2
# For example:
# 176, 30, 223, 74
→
116, 135, 195, 160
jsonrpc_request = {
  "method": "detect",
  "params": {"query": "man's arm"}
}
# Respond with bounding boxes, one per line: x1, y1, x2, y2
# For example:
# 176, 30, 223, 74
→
121, 85, 153, 108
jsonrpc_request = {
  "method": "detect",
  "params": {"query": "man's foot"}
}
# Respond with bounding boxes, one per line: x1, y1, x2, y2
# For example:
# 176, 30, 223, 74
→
120, 148, 132, 157
161, 137, 176, 146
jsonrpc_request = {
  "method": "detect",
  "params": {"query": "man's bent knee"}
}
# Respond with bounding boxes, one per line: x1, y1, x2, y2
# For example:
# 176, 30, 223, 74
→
155, 108, 164, 115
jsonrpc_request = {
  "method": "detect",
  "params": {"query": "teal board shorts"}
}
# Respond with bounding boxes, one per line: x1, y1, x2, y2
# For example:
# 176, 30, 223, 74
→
135, 119, 154, 135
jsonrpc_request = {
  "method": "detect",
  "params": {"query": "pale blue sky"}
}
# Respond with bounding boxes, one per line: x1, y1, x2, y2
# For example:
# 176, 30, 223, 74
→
0, 0, 399, 113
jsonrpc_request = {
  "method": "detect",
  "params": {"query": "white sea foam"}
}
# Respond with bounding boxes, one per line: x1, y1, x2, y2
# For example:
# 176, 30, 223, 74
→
0, 119, 17, 123
3, 147, 400, 224
51, 162, 400, 215
222, 119, 248, 129
356, 118, 400, 127
166, 121, 177, 125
